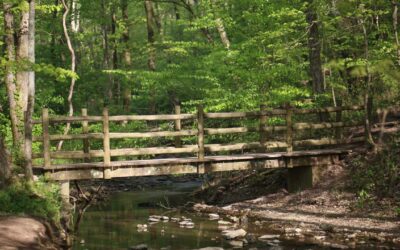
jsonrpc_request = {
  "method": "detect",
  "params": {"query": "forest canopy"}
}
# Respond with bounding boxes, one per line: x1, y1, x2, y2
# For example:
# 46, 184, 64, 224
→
0, 0, 400, 184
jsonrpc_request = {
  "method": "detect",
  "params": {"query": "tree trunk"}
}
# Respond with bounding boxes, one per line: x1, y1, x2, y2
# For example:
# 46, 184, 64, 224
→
23, 0, 35, 181
215, 18, 230, 49
0, 135, 12, 188
211, 0, 230, 49
16, 2, 30, 114
306, 1, 324, 95
3, 2, 22, 146
71, 0, 80, 33
392, 1, 400, 65
145, 0, 157, 114
359, 15, 375, 148
58, 0, 77, 150
111, 8, 119, 103
121, 0, 132, 112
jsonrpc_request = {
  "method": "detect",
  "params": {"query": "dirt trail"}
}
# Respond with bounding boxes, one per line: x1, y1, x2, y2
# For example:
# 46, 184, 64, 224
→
0, 216, 55, 250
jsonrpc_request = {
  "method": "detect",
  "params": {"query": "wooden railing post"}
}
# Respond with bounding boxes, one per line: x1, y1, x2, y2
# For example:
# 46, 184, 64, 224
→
259, 104, 267, 153
103, 108, 112, 179
197, 105, 205, 161
82, 108, 90, 162
285, 104, 294, 168
42, 108, 51, 169
285, 104, 293, 153
335, 100, 343, 139
174, 103, 182, 148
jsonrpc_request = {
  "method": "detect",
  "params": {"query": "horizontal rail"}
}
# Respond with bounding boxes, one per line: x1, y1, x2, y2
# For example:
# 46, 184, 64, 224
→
293, 136, 364, 147
293, 121, 364, 130
32, 116, 103, 124
292, 105, 364, 114
205, 126, 286, 135
33, 133, 104, 142
109, 130, 198, 139
33, 113, 196, 124
32, 122, 361, 141
32, 105, 366, 124
108, 114, 196, 121
33, 130, 198, 141
32, 136, 363, 160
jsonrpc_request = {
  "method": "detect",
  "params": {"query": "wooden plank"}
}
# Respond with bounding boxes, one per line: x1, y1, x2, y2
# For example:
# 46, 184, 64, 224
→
103, 108, 111, 179
33, 133, 103, 142
197, 105, 205, 161
82, 108, 90, 163
204, 111, 259, 119
204, 126, 286, 135
204, 109, 287, 119
36, 148, 353, 170
108, 113, 195, 121
293, 105, 364, 114
109, 130, 198, 139
46, 169, 104, 180
36, 130, 199, 141
48, 116, 103, 123
42, 108, 51, 169
293, 122, 363, 130
44, 153, 346, 181
205, 142, 260, 152
294, 136, 364, 147
111, 146, 199, 156
49, 150, 103, 159
205, 127, 257, 135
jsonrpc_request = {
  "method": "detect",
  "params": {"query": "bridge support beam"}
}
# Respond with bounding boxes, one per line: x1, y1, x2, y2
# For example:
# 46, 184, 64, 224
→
287, 166, 313, 192
60, 180, 70, 206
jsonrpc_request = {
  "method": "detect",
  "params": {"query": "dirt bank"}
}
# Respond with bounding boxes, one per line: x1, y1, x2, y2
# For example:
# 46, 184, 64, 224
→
0, 216, 58, 250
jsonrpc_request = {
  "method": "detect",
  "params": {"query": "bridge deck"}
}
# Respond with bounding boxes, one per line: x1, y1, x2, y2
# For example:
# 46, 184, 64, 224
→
36, 148, 352, 181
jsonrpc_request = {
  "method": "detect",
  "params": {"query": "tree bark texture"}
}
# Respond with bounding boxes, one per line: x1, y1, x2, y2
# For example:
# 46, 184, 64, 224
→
306, 2, 324, 95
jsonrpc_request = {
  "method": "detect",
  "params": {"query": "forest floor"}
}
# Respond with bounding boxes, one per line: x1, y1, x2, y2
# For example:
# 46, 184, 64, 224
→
0, 216, 58, 250
191, 152, 400, 248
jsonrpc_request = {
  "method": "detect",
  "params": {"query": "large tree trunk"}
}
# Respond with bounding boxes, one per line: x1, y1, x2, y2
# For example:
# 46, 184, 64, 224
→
306, 1, 324, 95
3, 2, 21, 146
16, 2, 30, 113
0, 135, 12, 188
23, 0, 35, 181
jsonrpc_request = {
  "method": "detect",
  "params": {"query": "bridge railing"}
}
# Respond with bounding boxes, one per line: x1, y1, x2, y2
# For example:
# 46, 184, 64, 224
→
32, 104, 367, 169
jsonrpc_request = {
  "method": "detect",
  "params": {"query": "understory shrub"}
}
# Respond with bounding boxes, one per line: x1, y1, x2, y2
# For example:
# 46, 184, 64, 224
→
0, 179, 61, 223
350, 133, 400, 207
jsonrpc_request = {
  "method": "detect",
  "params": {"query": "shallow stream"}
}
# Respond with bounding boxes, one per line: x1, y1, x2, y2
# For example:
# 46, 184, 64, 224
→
72, 181, 340, 250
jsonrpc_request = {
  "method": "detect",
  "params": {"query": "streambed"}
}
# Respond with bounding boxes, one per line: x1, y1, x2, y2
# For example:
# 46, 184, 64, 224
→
71, 181, 360, 250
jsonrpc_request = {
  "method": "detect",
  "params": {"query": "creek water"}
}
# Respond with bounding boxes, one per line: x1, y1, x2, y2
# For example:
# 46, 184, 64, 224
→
72, 181, 332, 250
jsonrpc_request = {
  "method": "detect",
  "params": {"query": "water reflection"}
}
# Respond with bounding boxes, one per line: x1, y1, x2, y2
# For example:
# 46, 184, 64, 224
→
72, 183, 324, 250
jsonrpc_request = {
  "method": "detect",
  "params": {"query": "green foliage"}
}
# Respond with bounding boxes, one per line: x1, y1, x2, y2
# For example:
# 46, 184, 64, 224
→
0, 179, 61, 223
350, 134, 400, 203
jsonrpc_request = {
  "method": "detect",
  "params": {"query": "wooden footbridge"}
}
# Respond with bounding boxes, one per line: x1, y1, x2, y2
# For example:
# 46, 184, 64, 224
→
32, 104, 370, 197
